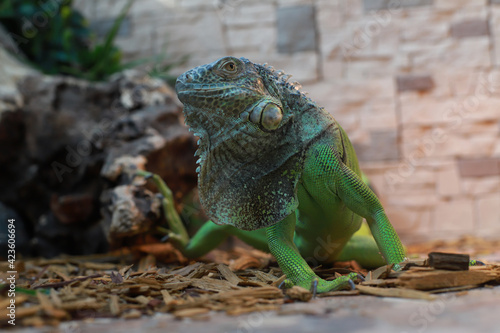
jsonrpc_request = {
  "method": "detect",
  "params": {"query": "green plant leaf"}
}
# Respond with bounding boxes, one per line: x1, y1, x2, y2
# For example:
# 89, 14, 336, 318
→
1, 0, 186, 82
84, 0, 134, 80
0, 2, 15, 17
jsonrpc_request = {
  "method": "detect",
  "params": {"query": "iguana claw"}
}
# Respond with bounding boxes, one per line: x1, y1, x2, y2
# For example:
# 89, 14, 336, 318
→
392, 262, 404, 271
311, 279, 318, 298
136, 170, 154, 180
347, 279, 356, 290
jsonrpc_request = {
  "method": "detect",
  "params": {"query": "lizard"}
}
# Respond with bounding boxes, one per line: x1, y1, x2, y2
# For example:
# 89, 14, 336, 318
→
137, 56, 407, 293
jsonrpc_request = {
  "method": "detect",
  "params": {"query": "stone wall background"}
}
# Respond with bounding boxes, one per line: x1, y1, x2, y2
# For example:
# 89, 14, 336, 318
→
74, 0, 500, 243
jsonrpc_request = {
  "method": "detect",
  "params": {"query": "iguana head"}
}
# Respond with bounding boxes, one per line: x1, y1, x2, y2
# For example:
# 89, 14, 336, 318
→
176, 56, 288, 138
175, 57, 327, 230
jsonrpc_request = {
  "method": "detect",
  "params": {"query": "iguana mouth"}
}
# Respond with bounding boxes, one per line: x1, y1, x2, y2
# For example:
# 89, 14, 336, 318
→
176, 82, 235, 101
176, 83, 229, 92
176, 76, 263, 96
175, 75, 232, 93
176, 83, 262, 95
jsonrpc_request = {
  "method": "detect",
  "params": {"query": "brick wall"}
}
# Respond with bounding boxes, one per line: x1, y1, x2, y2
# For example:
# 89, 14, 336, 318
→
74, 0, 500, 242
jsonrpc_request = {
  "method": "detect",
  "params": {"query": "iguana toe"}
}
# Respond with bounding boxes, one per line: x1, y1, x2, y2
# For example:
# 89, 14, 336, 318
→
278, 279, 294, 290
136, 170, 154, 179
303, 272, 362, 293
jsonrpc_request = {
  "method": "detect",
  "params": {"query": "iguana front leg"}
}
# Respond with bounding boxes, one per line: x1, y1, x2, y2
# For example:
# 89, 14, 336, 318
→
321, 146, 407, 269
136, 170, 269, 258
137, 170, 225, 258
267, 212, 361, 292
136, 170, 189, 247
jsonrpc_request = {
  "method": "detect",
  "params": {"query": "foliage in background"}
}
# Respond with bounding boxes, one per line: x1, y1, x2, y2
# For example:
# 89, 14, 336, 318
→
0, 0, 149, 82
0, 0, 90, 74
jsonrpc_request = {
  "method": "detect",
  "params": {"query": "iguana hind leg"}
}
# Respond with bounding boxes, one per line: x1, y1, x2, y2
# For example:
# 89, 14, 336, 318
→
187, 223, 269, 256
336, 233, 386, 269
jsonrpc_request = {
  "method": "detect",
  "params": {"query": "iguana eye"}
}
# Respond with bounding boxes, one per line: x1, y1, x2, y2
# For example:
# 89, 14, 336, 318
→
223, 61, 237, 72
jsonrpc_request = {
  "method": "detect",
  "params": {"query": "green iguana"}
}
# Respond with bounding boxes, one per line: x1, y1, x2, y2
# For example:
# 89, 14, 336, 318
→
138, 56, 407, 293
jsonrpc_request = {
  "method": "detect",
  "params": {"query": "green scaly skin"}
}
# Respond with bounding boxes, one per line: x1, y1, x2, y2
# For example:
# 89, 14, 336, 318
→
142, 56, 407, 293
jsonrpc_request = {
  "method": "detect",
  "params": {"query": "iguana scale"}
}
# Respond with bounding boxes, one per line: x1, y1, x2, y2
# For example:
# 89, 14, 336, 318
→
139, 56, 407, 293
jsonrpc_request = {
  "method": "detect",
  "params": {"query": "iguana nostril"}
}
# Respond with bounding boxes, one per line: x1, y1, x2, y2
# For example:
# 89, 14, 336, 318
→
175, 72, 194, 91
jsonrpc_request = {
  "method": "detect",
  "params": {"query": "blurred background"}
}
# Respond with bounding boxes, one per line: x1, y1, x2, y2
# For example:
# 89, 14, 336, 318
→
1, 0, 499, 259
